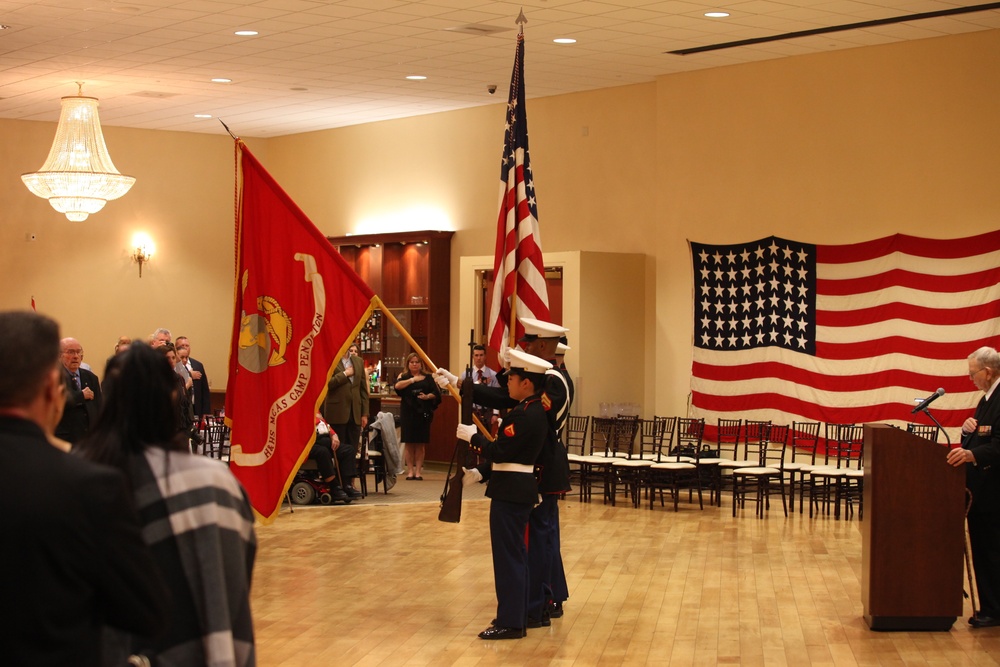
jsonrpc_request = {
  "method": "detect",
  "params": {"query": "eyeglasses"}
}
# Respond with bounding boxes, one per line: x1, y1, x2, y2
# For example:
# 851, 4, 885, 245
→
62, 348, 83, 355
970, 367, 988, 379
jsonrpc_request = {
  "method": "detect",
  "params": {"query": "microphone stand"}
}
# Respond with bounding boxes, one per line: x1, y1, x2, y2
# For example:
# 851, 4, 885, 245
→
920, 407, 951, 447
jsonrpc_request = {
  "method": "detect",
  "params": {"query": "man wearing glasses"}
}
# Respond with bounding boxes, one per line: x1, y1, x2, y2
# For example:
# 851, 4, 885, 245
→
54, 337, 103, 444
948, 346, 1000, 628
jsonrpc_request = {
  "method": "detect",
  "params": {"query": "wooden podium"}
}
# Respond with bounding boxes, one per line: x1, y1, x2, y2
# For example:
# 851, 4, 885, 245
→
861, 424, 966, 630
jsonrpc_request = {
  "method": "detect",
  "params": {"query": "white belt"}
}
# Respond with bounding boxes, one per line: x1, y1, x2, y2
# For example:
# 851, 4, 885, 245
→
492, 463, 534, 473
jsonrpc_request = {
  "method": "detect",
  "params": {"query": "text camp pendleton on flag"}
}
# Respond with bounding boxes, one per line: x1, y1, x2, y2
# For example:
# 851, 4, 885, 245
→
225, 143, 376, 523
486, 22, 550, 354
689, 230, 1000, 442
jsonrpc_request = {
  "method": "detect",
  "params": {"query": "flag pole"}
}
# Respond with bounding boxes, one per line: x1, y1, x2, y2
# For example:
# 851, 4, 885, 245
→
505, 7, 528, 356
373, 297, 493, 438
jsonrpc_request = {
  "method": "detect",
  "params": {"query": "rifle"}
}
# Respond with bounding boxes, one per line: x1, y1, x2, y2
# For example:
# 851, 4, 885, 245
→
438, 330, 477, 523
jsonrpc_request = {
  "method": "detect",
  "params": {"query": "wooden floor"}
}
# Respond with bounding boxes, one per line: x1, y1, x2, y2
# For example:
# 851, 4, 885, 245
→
252, 485, 1000, 666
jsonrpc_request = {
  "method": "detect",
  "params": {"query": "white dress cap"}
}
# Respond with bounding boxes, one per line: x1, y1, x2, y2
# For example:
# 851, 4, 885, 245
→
518, 317, 569, 341
508, 349, 554, 374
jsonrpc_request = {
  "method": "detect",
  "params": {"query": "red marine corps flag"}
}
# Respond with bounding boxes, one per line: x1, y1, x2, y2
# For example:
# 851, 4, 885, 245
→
486, 22, 550, 353
226, 143, 375, 522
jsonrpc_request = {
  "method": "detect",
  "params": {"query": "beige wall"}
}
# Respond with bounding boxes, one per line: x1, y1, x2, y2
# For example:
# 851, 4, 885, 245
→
654, 28, 1000, 417
2, 28, 997, 423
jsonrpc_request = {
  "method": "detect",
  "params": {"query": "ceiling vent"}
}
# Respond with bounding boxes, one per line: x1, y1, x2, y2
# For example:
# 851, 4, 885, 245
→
445, 24, 512, 37
129, 91, 179, 98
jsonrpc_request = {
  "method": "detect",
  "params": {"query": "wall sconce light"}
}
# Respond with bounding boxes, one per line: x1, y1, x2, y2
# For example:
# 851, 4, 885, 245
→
21, 82, 136, 222
131, 233, 155, 277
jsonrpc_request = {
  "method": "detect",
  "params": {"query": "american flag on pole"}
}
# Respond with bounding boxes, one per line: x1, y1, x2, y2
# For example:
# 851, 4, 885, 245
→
690, 230, 1000, 439
487, 29, 549, 353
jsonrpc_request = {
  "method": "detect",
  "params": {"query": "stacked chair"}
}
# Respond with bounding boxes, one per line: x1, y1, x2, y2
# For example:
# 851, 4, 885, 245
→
808, 423, 864, 519
783, 421, 821, 513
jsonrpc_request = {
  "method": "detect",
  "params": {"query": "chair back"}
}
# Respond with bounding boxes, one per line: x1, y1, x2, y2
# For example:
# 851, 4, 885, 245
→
590, 416, 615, 456
202, 415, 230, 459
609, 415, 640, 457
715, 418, 743, 458
563, 415, 590, 455
906, 422, 938, 443
638, 417, 667, 460
650, 416, 678, 462
825, 423, 863, 469
673, 417, 705, 461
764, 424, 790, 468
742, 420, 771, 462
790, 421, 820, 464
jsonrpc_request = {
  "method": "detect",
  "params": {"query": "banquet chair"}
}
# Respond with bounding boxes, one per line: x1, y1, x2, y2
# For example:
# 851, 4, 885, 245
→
611, 417, 669, 507
907, 422, 939, 443
576, 416, 615, 503
202, 416, 230, 460
716, 420, 771, 505
809, 423, 864, 519
563, 415, 590, 496
732, 424, 788, 518
647, 417, 704, 512
784, 421, 820, 513
604, 416, 641, 506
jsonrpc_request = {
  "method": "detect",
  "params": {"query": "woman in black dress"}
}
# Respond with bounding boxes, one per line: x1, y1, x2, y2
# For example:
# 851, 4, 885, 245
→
394, 352, 441, 480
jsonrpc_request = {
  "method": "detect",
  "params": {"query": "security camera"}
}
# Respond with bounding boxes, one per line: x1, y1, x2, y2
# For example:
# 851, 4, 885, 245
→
487, 84, 497, 95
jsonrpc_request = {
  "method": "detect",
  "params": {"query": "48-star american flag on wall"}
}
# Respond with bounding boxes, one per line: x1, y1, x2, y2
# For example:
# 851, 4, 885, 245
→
689, 230, 1000, 437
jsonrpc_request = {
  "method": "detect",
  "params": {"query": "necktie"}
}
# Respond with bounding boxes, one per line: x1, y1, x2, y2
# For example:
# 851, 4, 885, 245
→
72, 374, 80, 390
478, 369, 484, 384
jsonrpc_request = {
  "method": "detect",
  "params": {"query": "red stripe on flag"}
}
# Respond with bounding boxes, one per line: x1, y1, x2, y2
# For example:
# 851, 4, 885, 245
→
817, 229, 1000, 263
818, 267, 1000, 295
816, 299, 1000, 327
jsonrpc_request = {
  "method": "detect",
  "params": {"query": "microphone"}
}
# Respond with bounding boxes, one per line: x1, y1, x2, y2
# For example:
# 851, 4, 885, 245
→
911, 387, 945, 414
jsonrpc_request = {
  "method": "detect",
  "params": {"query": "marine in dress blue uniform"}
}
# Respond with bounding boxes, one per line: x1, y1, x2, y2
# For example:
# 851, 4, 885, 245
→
457, 350, 553, 640
445, 318, 574, 627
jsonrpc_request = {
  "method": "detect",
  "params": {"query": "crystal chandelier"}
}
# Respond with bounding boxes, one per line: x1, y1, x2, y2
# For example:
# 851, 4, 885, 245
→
21, 83, 135, 222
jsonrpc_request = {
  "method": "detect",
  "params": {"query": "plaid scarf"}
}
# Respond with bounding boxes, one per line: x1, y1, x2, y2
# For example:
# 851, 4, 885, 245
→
103, 448, 256, 666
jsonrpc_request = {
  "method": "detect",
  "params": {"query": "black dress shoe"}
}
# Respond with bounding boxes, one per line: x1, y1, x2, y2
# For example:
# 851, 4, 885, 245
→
345, 487, 363, 500
548, 601, 564, 618
478, 626, 525, 640
526, 613, 550, 628
969, 615, 1000, 628
327, 485, 349, 502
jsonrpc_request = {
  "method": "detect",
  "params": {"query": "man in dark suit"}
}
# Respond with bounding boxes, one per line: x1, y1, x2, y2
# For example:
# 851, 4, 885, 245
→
322, 348, 368, 499
0, 310, 168, 666
948, 346, 1000, 628
175, 336, 212, 416
55, 336, 102, 444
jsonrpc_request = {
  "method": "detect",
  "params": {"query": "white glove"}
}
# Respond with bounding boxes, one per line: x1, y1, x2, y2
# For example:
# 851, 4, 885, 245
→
435, 368, 459, 388
498, 339, 512, 367
462, 467, 483, 486
456, 423, 477, 442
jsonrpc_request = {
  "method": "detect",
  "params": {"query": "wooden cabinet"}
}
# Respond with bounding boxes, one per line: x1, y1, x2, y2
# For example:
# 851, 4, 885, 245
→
328, 230, 455, 462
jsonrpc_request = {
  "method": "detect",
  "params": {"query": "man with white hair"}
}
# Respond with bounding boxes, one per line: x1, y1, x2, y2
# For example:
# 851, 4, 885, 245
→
948, 346, 1000, 628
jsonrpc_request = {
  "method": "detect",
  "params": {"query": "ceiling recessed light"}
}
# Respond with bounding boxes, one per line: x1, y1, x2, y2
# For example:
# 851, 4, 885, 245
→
705, 11, 730, 18
406, 75, 427, 80
211, 78, 232, 83
553, 38, 576, 44
234, 30, 258, 36
194, 114, 213, 119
